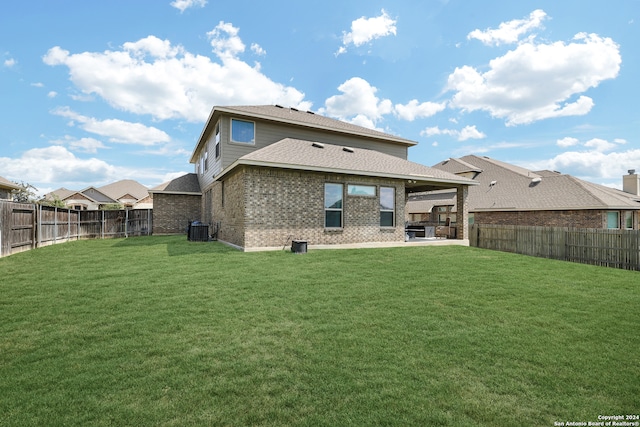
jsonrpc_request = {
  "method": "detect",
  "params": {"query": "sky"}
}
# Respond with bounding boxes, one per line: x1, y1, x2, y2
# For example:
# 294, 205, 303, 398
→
1, 0, 639, 195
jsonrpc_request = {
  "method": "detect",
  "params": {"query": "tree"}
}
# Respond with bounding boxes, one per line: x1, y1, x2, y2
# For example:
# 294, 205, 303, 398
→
11, 181, 38, 203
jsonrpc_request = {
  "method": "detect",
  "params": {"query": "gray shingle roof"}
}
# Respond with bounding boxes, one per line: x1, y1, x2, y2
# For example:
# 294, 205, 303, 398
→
150, 173, 201, 194
192, 105, 418, 162
216, 105, 417, 146
417, 155, 640, 212
222, 138, 474, 187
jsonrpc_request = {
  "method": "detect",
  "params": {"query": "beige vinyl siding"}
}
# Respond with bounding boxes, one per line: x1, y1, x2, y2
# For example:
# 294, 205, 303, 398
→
197, 112, 410, 193
222, 115, 408, 166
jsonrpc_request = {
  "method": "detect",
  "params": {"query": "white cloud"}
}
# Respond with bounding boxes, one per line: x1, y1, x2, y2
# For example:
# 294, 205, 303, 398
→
584, 137, 618, 152
31, 82, 44, 88
421, 125, 486, 141
251, 43, 266, 56
0, 146, 120, 190
468, 9, 547, 46
47, 91, 57, 98
557, 137, 580, 147
336, 9, 397, 55
3, 58, 16, 67
320, 77, 392, 130
527, 137, 636, 181
43, 23, 309, 123
447, 32, 621, 125
394, 99, 446, 121
170, 0, 206, 13
52, 107, 171, 146
52, 136, 107, 154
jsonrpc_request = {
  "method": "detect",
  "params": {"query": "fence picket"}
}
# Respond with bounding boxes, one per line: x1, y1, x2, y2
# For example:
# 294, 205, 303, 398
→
0, 201, 153, 257
472, 224, 640, 271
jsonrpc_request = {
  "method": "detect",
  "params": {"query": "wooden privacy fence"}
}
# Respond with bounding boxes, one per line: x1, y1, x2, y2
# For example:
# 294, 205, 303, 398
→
470, 224, 640, 271
0, 201, 152, 257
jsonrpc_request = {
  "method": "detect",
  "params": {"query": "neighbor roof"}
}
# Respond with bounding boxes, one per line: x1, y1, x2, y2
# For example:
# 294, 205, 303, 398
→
0, 176, 22, 191
415, 155, 640, 212
217, 138, 476, 190
149, 173, 201, 195
98, 179, 149, 201
191, 105, 417, 163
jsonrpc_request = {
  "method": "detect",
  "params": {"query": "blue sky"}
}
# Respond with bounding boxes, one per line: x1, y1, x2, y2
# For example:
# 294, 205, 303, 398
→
1, 0, 638, 195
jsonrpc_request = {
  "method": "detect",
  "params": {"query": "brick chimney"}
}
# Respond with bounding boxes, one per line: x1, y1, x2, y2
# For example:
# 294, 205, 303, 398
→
623, 169, 639, 196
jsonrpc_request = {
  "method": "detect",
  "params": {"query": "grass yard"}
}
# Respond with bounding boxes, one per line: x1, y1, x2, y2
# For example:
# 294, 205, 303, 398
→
1, 236, 638, 426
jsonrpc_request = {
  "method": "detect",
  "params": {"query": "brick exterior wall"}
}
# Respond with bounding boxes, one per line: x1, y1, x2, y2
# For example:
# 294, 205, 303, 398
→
475, 209, 607, 228
207, 166, 406, 249
152, 193, 202, 234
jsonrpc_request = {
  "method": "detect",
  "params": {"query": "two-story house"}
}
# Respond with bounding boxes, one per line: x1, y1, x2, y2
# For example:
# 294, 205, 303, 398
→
151, 105, 476, 250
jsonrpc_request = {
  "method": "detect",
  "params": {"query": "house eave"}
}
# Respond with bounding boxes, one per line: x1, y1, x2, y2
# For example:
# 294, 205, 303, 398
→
215, 159, 478, 188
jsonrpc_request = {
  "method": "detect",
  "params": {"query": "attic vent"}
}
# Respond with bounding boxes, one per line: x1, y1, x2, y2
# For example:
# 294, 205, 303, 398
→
275, 104, 284, 108
312, 142, 325, 149
342, 146, 354, 153
306, 110, 315, 115
531, 177, 542, 184
290, 107, 299, 112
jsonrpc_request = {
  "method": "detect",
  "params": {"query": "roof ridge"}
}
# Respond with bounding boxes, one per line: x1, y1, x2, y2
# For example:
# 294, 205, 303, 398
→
465, 155, 540, 179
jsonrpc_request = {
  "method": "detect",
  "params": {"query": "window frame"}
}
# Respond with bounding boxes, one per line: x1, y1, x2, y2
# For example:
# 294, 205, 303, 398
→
324, 183, 344, 229
214, 121, 221, 158
606, 211, 620, 229
347, 184, 376, 197
230, 118, 255, 145
379, 186, 395, 227
624, 211, 633, 229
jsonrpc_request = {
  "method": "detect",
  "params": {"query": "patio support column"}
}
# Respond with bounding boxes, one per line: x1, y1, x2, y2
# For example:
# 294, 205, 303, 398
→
456, 184, 469, 240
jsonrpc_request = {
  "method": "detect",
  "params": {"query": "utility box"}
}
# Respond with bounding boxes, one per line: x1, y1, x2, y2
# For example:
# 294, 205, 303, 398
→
188, 222, 209, 241
291, 240, 307, 254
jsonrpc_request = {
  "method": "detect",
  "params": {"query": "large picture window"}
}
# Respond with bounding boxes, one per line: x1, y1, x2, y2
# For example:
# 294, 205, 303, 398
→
324, 183, 343, 228
231, 119, 255, 144
380, 186, 395, 227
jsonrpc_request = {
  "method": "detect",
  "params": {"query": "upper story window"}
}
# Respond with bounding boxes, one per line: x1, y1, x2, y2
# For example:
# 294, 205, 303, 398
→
380, 186, 395, 227
231, 119, 255, 144
214, 122, 221, 158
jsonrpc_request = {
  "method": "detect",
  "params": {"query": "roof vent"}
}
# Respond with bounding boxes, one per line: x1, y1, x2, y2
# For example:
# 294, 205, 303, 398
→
275, 104, 284, 108
312, 142, 325, 149
290, 107, 299, 112
629, 169, 636, 175
342, 146, 354, 153
531, 177, 542, 184
489, 180, 497, 186
306, 110, 315, 115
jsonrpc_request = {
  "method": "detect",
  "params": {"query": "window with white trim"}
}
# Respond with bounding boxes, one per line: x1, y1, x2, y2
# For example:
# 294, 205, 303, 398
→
624, 211, 633, 229
324, 183, 343, 228
606, 211, 620, 229
214, 121, 221, 158
231, 119, 255, 144
380, 186, 395, 227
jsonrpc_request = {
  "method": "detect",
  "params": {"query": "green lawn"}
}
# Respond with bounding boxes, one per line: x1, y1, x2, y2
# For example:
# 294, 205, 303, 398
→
1, 236, 638, 426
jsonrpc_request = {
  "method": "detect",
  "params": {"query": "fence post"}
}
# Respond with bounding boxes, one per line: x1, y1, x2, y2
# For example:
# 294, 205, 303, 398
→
125, 209, 129, 238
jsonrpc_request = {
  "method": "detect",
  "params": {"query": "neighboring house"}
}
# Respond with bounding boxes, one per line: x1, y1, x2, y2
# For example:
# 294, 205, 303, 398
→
45, 179, 151, 210
0, 176, 22, 201
152, 105, 476, 250
407, 155, 640, 230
